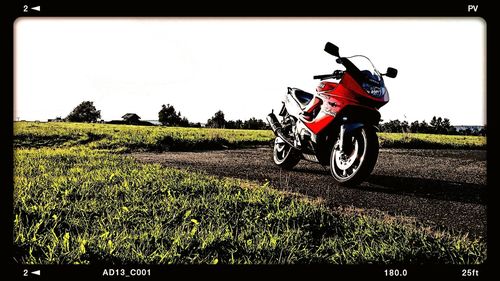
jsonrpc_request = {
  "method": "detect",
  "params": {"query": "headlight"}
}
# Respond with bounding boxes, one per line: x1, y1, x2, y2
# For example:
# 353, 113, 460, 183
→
363, 83, 386, 98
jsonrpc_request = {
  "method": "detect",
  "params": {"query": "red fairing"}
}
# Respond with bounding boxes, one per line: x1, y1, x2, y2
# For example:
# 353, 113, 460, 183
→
303, 112, 334, 134
336, 73, 389, 106
316, 82, 338, 92
303, 72, 388, 134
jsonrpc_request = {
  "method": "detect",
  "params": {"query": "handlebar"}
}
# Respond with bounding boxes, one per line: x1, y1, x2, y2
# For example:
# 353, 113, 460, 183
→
313, 74, 334, 80
313, 70, 344, 80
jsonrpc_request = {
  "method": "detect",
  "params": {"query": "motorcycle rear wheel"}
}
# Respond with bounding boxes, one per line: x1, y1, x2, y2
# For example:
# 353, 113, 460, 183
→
330, 127, 379, 186
273, 137, 300, 170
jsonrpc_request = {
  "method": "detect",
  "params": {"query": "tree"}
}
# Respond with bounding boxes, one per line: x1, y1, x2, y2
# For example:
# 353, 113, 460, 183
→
430, 116, 438, 129
206, 110, 226, 128
441, 118, 456, 134
234, 119, 243, 129
225, 120, 238, 129
380, 119, 402, 133
243, 117, 268, 130
382, 117, 459, 135
478, 125, 487, 136
401, 121, 409, 133
410, 121, 420, 133
189, 122, 202, 128
179, 117, 190, 127
66, 101, 101, 123
428, 116, 454, 134
446, 126, 458, 135
158, 104, 182, 126
430, 116, 443, 134
462, 128, 472, 135
226, 119, 245, 129
419, 120, 430, 133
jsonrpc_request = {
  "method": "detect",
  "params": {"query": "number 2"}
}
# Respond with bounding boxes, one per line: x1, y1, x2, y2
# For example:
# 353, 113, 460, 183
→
23, 269, 28, 276
23, 5, 28, 12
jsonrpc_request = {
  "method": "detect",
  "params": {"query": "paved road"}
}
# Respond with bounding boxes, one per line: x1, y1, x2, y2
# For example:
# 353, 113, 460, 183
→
132, 148, 487, 237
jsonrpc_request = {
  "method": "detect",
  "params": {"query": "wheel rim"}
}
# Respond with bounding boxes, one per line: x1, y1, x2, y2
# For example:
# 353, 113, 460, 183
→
331, 129, 367, 181
273, 137, 292, 164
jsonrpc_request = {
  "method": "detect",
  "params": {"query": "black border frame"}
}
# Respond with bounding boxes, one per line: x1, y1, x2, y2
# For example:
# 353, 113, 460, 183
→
2, 0, 495, 279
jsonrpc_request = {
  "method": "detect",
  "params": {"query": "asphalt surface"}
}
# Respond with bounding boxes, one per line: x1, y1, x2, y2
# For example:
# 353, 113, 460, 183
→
132, 147, 487, 237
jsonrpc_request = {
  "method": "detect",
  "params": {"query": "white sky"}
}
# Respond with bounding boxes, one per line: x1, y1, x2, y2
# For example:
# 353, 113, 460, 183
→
14, 18, 486, 125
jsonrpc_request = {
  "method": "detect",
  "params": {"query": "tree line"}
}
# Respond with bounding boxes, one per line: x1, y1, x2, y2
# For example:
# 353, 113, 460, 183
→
65, 101, 269, 130
63, 101, 485, 135
159, 105, 269, 129
379, 116, 486, 136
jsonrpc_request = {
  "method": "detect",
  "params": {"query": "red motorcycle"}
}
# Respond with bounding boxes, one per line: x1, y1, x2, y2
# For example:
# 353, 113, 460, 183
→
267, 42, 397, 186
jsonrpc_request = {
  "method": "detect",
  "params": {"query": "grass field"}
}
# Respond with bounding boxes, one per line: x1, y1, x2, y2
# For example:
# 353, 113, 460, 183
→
378, 132, 486, 150
14, 122, 486, 151
14, 147, 485, 264
12, 122, 487, 264
14, 122, 272, 152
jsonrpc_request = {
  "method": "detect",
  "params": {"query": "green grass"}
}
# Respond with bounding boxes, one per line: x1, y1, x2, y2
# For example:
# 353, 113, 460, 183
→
14, 147, 485, 264
13, 122, 487, 264
379, 133, 486, 150
14, 122, 274, 152
14, 122, 485, 151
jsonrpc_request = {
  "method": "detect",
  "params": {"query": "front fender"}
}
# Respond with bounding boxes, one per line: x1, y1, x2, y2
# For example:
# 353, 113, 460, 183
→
343, 123, 364, 134
340, 123, 378, 151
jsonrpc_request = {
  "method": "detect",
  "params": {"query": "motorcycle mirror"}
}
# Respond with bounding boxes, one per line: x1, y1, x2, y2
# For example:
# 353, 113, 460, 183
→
384, 67, 398, 78
324, 42, 340, 57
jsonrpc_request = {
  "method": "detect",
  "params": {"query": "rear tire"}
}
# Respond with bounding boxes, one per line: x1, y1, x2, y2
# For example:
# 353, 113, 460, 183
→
330, 127, 378, 186
273, 137, 300, 170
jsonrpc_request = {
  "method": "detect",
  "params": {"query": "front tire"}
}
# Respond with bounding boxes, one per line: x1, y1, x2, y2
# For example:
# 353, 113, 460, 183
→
330, 127, 379, 186
273, 137, 300, 170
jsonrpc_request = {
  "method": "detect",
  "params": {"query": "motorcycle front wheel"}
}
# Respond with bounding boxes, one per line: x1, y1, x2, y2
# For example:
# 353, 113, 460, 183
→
330, 127, 379, 186
273, 137, 300, 170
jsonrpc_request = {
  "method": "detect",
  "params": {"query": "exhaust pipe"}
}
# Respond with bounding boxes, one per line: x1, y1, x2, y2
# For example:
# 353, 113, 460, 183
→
267, 112, 297, 149
266, 112, 281, 133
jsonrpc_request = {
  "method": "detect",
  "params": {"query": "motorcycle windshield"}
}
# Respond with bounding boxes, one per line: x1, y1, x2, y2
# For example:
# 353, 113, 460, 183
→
347, 56, 386, 98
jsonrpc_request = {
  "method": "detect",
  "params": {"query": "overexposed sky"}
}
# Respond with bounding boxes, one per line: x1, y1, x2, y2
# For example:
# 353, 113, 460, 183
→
15, 18, 486, 125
